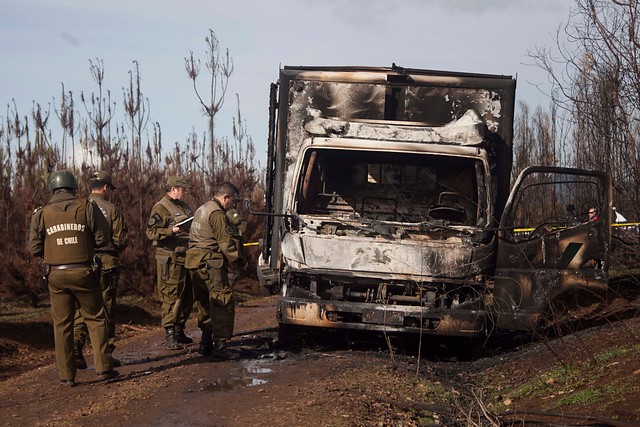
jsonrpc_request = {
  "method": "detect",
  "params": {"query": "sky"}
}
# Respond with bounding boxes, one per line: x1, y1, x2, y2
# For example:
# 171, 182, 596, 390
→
1, 0, 572, 167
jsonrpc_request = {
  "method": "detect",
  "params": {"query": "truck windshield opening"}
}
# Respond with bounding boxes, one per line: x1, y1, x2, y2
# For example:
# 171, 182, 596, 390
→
296, 148, 485, 225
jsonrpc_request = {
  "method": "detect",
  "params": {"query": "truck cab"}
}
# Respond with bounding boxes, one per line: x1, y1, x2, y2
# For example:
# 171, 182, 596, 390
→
257, 65, 611, 338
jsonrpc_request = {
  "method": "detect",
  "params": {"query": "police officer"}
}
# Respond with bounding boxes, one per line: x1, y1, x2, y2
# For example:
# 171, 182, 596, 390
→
146, 176, 194, 349
28, 170, 118, 386
74, 171, 129, 369
186, 182, 246, 356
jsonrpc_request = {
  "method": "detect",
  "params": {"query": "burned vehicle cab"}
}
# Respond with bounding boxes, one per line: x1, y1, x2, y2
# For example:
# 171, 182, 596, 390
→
280, 143, 495, 337
258, 65, 516, 338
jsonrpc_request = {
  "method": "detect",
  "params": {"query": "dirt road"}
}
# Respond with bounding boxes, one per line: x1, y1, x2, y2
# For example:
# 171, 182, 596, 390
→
3, 295, 452, 426
1, 292, 639, 426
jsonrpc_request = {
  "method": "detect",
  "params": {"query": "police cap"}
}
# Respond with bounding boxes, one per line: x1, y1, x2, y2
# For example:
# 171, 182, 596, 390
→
167, 175, 192, 189
90, 171, 116, 189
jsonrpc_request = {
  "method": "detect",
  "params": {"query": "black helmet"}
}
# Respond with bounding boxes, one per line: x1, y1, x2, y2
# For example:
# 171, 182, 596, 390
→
49, 170, 78, 191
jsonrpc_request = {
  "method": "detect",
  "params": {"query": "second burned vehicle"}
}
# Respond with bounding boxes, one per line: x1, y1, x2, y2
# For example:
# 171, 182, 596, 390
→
256, 65, 612, 338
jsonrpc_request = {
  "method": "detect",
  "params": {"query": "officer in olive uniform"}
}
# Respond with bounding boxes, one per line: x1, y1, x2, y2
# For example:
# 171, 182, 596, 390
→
146, 176, 195, 349
74, 171, 129, 369
28, 170, 118, 386
186, 182, 246, 356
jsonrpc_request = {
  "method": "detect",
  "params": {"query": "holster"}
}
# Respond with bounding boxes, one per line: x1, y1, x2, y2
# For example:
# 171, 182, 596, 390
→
97, 252, 120, 271
42, 263, 50, 287
205, 258, 224, 270
156, 254, 171, 282
185, 248, 208, 270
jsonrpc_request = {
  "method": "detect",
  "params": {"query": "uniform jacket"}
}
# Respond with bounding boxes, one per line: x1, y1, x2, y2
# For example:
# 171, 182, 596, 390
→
146, 194, 192, 254
186, 198, 242, 268
90, 192, 129, 269
29, 190, 110, 265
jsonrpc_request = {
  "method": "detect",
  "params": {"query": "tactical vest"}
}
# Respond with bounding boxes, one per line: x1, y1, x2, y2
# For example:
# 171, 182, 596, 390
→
189, 200, 222, 252
154, 196, 192, 252
42, 198, 93, 265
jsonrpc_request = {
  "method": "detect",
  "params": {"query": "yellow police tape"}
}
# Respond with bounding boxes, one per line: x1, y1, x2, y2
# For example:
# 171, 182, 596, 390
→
513, 222, 640, 233
612, 222, 640, 227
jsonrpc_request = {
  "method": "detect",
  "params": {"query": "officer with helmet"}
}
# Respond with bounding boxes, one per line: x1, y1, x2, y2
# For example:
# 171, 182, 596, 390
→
29, 170, 118, 386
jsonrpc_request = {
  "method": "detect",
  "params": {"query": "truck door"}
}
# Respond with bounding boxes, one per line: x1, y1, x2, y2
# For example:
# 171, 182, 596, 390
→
263, 82, 279, 264
256, 82, 281, 296
493, 166, 612, 330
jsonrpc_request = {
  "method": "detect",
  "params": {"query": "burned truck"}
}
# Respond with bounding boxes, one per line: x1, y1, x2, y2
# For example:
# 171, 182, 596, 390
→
257, 65, 611, 338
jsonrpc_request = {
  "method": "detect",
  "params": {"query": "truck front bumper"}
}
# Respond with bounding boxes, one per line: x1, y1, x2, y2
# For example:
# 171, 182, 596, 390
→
277, 296, 487, 337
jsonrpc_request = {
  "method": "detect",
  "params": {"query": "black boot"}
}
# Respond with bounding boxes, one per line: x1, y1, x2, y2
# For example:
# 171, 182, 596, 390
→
108, 344, 122, 367
175, 325, 193, 344
74, 341, 87, 370
109, 354, 122, 368
198, 330, 213, 356
165, 327, 182, 350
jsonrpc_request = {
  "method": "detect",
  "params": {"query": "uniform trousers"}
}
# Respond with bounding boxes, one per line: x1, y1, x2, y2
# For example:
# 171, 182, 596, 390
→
156, 255, 193, 329
191, 263, 234, 340
74, 267, 119, 351
48, 267, 111, 380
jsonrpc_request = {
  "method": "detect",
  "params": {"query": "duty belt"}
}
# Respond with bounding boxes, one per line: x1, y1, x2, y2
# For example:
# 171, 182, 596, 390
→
49, 262, 92, 270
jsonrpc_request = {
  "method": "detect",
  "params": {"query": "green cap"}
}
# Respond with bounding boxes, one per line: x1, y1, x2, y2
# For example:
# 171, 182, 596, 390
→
167, 175, 191, 189
90, 171, 116, 189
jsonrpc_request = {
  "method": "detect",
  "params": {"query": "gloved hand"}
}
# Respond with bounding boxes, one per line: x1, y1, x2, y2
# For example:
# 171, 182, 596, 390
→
226, 208, 243, 226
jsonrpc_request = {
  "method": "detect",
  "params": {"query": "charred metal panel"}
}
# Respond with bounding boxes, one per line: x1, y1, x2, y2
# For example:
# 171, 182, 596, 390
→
276, 67, 516, 217
296, 81, 386, 120
362, 308, 404, 326
303, 109, 486, 146
468, 234, 497, 275
492, 269, 608, 330
280, 66, 515, 145
404, 87, 506, 133
279, 233, 476, 279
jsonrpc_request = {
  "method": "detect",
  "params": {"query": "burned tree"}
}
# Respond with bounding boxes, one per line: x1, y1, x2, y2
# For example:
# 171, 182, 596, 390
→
185, 29, 234, 183
530, 0, 640, 220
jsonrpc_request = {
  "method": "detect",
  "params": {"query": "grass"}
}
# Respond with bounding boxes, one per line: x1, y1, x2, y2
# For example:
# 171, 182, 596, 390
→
0, 302, 51, 322
235, 291, 261, 303
554, 388, 601, 407
485, 341, 640, 413
415, 379, 453, 403
594, 343, 638, 363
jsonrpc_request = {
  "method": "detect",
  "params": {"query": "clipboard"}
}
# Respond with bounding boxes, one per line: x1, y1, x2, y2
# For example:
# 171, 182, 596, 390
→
175, 216, 194, 228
